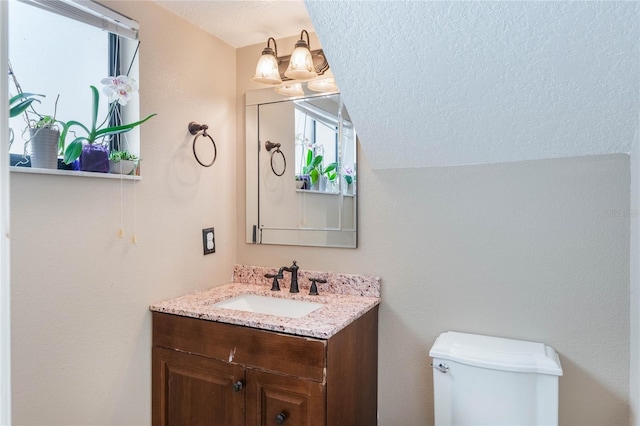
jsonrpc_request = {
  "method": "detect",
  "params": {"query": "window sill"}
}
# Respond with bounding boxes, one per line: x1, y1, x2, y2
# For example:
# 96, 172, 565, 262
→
295, 188, 355, 197
10, 166, 142, 181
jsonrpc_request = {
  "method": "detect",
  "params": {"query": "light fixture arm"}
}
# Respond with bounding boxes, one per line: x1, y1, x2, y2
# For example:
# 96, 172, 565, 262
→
297, 30, 311, 49
266, 37, 278, 57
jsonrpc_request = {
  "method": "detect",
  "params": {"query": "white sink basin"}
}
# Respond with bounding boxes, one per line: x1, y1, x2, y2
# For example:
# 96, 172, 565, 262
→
212, 294, 323, 319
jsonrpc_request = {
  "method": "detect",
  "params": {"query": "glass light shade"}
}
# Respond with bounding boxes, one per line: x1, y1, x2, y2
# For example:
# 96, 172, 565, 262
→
284, 45, 317, 81
252, 53, 282, 85
307, 77, 338, 93
275, 83, 304, 97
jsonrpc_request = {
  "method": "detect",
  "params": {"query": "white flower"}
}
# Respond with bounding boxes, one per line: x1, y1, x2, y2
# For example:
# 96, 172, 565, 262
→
101, 75, 138, 106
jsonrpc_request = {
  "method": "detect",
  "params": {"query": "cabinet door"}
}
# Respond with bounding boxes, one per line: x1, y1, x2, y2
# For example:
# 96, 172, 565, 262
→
246, 368, 325, 426
153, 347, 245, 426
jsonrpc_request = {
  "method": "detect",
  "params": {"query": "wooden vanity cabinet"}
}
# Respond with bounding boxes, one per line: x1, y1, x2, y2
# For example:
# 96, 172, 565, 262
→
152, 306, 378, 426
153, 347, 245, 425
245, 368, 326, 425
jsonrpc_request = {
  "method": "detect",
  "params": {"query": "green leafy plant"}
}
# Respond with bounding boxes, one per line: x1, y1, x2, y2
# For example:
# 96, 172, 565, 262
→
323, 162, 338, 181
28, 94, 61, 131
302, 149, 323, 184
343, 166, 355, 185
109, 150, 138, 162
34, 115, 56, 128
9, 92, 42, 118
8, 62, 59, 128
61, 84, 156, 164
302, 149, 338, 185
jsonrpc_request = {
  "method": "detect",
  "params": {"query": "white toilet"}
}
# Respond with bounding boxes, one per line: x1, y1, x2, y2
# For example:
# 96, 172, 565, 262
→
429, 331, 563, 426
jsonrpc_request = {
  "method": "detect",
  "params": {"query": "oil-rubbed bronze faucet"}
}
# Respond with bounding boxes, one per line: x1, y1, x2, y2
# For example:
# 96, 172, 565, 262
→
308, 277, 326, 295
264, 273, 280, 291
278, 260, 300, 293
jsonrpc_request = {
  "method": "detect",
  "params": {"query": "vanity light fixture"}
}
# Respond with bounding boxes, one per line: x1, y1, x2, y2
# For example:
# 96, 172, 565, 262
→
251, 37, 282, 85
252, 30, 334, 95
284, 30, 317, 81
307, 78, 338, 93
275, 83, 304, 97
307, 69, 338, 93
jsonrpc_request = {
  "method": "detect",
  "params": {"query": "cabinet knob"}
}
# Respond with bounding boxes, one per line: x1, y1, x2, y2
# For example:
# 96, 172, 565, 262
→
232, 380, 244, 392
275, 411, 288, 424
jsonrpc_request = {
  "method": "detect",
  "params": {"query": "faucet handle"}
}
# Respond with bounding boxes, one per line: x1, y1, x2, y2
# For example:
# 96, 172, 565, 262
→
265, 273, 281, 291
308, 278, 326, 296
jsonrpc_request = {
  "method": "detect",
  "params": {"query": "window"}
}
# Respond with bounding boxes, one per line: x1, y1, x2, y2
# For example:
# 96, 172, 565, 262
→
294, 96, 356, 194
8, 0, 141, 171
294, 108, 338, 175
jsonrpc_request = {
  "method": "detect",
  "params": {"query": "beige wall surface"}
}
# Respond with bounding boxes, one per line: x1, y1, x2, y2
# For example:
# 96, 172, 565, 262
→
238, 40, 631, 425
10, 2, 236, 424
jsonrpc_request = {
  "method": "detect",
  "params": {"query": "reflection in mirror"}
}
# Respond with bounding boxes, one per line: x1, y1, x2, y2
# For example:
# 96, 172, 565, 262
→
246, 88, 357, 248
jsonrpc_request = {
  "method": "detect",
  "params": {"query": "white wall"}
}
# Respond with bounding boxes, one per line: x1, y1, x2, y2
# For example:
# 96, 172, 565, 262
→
238, 38, 631, 424
10, 2, 237, 424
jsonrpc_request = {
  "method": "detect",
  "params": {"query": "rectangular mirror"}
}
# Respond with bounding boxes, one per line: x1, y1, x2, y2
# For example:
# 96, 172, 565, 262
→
246, 88, 357, 248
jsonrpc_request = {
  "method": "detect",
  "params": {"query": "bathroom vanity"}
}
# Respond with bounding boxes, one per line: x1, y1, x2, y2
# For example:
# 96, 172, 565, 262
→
150, 265, 381, 425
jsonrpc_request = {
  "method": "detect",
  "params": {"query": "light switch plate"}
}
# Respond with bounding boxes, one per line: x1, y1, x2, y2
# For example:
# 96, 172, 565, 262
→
202, 228, 215, 255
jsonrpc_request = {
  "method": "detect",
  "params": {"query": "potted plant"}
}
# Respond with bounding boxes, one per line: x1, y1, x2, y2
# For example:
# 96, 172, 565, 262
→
322, 162, 338, 192
8, 62, 67, 169
61, 76, 156, 173
9, 92, 64, 169
29, 113, 61, 169
108, 150, 138, 175
302, 150, 339, 192
302, 149, 323, 189
295, 174, 310, 190
343, 166, 355, 195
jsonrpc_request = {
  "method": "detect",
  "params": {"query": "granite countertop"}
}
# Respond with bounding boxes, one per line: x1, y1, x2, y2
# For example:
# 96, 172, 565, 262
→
150, 265, 381, 339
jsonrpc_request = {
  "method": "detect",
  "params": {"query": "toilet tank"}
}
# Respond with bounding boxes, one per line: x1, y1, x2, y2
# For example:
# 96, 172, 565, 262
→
429, 331, 563, 426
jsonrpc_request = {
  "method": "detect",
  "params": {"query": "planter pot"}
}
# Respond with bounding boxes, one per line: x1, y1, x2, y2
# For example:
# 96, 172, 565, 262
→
295, 174, 311, 190
344, 183, 353, 195
109, 159, 136, 175
80, 144, 109, 173
58, 158, 79, 170
319, 175, 327, 192
29, 127, 59, 169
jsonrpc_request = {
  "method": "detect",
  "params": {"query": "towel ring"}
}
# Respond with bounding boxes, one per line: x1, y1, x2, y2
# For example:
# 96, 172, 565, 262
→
189, 121, 217, 167
265, 140, 286, 176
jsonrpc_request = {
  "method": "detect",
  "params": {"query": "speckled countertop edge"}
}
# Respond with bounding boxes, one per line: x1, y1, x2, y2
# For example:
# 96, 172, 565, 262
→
150, 271, 381, 339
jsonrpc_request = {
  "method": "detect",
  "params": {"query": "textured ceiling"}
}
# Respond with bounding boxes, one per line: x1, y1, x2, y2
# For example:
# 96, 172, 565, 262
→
154, 0, 313, 48
305, 1, 640, 169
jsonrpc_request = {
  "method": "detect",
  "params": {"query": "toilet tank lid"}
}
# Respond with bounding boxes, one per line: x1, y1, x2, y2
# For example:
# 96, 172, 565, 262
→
429, 331, 563, 376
